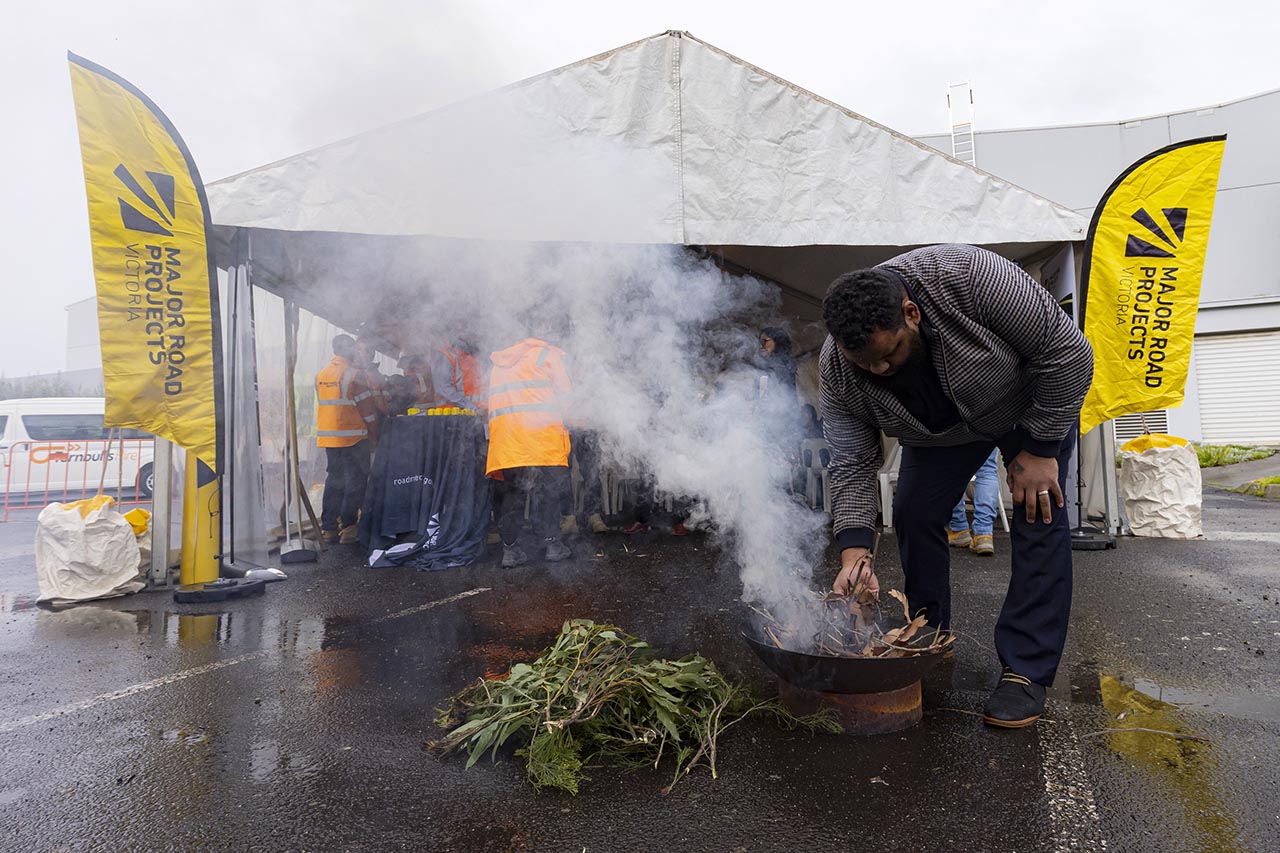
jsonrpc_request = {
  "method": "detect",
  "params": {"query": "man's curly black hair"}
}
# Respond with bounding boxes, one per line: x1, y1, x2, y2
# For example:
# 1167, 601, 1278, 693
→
822, 269, 907, 352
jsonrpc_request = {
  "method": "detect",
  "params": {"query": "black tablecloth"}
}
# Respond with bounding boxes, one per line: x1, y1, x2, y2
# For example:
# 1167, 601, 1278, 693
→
359, 414, 490, 569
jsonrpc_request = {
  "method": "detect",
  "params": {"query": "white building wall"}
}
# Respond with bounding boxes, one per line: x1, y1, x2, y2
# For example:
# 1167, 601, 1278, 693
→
64, 296, 101, 372
920, 88, 1280, 443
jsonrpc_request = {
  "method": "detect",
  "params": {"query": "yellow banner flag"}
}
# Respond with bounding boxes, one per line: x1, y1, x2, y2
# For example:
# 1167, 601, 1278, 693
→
67, 53, 221, 470
1079, 136, 1226, 434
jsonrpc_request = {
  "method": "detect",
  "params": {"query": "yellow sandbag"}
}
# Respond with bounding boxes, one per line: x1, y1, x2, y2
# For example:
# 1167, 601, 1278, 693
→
1121, 433, 1188, 453
123, 507, 151, 536
1119, 433, 1202, 538
57, 495, 116, 519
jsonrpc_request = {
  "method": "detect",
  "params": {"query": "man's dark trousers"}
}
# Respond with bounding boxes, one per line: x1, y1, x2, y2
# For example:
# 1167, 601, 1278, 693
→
566, 430, 602, 518
893, 429, 1074, 686
495, 466, 571, 546
321, 440, 372, 531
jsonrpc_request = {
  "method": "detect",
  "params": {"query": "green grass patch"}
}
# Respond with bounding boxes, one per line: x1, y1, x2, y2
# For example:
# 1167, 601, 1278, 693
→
1193, 444, 1276, 468
1237, 476, 1280, 497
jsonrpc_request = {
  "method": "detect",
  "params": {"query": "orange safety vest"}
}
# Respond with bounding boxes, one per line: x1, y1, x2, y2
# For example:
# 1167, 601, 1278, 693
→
404, 367, 432, 406
485, 339, 571, 477
316, 356, 368, 448
363, 367, 389, 411
432, 345, 483, 406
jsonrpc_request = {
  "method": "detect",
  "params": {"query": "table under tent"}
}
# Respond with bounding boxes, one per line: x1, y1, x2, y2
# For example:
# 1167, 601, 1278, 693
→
198, 31, 1116, 568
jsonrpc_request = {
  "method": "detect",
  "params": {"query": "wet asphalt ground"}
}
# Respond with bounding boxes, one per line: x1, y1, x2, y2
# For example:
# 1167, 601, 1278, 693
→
1, 489, 1278, 852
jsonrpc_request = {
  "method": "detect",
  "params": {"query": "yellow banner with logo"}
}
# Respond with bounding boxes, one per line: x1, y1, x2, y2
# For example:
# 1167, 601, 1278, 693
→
1079, 136, 1226, 434
67, 53, 221, 470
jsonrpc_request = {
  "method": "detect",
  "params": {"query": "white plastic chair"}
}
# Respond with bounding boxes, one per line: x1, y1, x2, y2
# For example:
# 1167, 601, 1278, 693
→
799, 438, 832, 513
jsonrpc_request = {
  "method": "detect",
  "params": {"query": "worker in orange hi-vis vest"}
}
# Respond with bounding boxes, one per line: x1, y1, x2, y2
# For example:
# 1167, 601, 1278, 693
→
427, 338, 485, 412
399, 353, 434, 408
355, 337, 390, 439
316, 334, 380, 544
486, 336, 574, 568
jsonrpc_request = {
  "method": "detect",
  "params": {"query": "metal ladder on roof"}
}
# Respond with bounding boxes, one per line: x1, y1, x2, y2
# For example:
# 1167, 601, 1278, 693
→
946, 82, 977, 167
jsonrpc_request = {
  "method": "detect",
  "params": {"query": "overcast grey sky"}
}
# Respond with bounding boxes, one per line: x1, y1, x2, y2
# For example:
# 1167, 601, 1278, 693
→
3, 0, 1277, 377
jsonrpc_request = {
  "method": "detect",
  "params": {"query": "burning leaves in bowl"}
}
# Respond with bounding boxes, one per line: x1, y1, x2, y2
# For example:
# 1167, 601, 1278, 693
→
752, 588, 954, 659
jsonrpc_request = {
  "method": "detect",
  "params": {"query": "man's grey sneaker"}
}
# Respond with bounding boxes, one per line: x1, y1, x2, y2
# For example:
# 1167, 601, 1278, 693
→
501, 545, 529, 568
543, 538, 572, 562
982, 668, 1046, 728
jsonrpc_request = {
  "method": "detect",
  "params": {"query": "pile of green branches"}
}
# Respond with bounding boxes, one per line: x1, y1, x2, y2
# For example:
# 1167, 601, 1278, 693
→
433, 619, 839, 794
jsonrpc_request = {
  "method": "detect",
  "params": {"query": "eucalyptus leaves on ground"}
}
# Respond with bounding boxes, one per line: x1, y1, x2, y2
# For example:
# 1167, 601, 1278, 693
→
433, 619, 839, 794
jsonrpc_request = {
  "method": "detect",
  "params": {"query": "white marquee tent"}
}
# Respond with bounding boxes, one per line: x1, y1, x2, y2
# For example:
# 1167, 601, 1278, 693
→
195, 31, 1116, 567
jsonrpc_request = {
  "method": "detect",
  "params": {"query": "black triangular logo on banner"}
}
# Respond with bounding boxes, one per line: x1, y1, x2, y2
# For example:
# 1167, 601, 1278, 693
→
118, 198, 174, 236
146, 170, 176, 218
1131, 208, 1175, 247
1125, 206, 1187, 258
1125, 235, 1176, 258
113, 163, 177, 235
1163, 207, 1187, 241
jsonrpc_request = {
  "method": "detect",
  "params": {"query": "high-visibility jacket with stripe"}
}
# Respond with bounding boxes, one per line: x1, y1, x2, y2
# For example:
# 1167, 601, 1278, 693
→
485, 339, 572, 477
402, 365, 433, 407
316, 356, 377, 448
361, 366, 389, 407
431, 345, 484, 408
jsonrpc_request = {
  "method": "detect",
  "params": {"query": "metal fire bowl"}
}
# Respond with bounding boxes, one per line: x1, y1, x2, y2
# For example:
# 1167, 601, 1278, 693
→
740, 619, 948, 695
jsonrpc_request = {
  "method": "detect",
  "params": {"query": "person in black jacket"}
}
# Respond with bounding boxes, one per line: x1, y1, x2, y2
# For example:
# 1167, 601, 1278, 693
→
820, 244, 1093, 730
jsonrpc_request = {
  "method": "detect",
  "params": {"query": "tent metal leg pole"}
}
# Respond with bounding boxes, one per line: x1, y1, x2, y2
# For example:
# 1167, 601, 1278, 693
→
1101, 419, 1121, 538
148, 436, 174, 587
1070, 421, 1116, 551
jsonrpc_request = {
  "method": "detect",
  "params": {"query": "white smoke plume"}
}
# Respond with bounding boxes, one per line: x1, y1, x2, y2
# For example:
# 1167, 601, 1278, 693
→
304, 237, 831, 620
256, 102, 836, 627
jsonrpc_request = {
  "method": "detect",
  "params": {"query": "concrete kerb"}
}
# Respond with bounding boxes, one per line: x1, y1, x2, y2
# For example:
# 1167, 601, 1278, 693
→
1200, 449, 1280, 491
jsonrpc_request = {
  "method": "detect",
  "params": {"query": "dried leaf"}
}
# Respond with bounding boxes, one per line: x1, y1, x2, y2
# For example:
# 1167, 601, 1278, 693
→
887, 590, 911, 623
897, 614, 929, 645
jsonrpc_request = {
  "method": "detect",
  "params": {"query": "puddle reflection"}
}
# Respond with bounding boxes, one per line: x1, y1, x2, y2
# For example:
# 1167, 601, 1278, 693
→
31, 603, 329, 657
0, 591, 40, 613
248, 738, 319, 784
1099, 675, 1246, 853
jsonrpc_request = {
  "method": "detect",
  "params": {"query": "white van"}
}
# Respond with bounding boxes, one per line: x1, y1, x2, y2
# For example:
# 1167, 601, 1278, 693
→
0, 398, 156, 500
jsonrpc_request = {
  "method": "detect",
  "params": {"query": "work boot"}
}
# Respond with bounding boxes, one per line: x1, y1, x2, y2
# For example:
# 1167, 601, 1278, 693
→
982, 669, 1046, 728
501, 545, 529, 568
338, 524, 360, 545
587, 513, 609, 534
671, 523, 690, 537
970, 534, 995, 556
560, 515, 579, 535
622, 521, 650, 535
946, 528, 972, 548
320, 529, 340, 544
543, 537, 572, 562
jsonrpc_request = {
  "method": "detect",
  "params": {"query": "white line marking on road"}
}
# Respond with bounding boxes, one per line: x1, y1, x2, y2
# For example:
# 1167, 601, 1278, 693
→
0, 650, 272, 736
1203, 531, 1280, 543
1040, 717, 1108, 851
0, 586, 493, 736
372, 587, 491, 623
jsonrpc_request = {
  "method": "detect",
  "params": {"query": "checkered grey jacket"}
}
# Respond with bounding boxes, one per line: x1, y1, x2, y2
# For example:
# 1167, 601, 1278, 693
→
819, 244, 1094, 544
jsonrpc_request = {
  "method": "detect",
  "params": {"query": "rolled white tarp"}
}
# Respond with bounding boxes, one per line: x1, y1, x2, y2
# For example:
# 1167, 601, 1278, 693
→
1118, 433, 1203, 539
